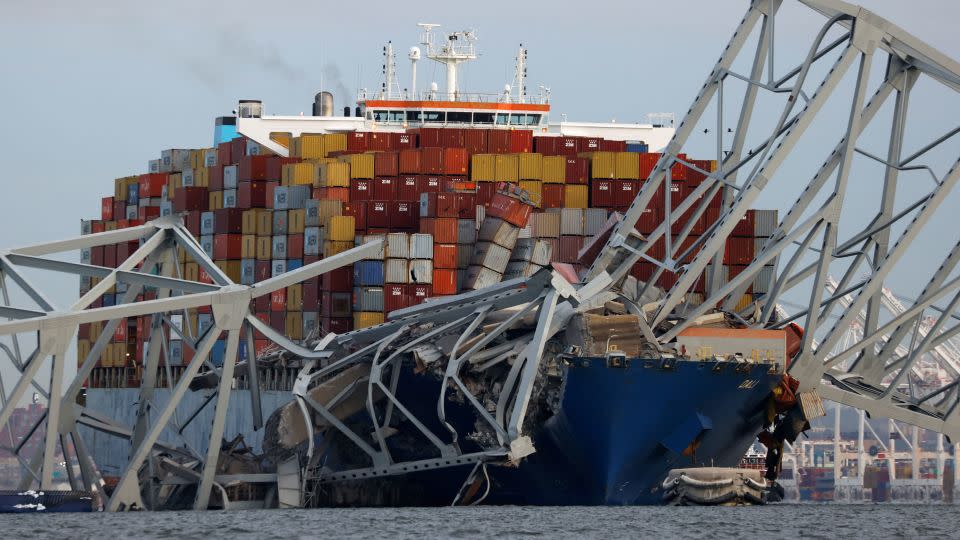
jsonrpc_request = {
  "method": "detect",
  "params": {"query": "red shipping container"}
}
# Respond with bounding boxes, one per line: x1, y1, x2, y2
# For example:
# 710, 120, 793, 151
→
350, 178, 372, 201
138, 173, 168, 198
174, 187, 209, 212
421, 192, 458, 218
672, 153, 688, 181
476, 182, 497, 206
732, 209, 756, 237
254, 294, 270, 313
384, 284, 410, 312
565, 157, 589, 184
464, 129, 488, 154
115, 240, 140, 260
558, 137, 579, 156
253, 261, 270, 282
396, 133, 416, 149
267, 156, 300, 181
217, 141, 235, 167
91, 221, 105, 233
288, 234, 304, 259
541, 184, 564, 209
367, 200, 390, 229
113, 318, 127, 342
213, 234, 243, 259
456, 193, 476, 219
368, 132, 395, 152
269, 311, 285, 333
441, 128, 464, 148
417, 175, 441, 194
399, 149, 422, 174
486, 193, 532, 227
322, 267, 353, 291
416, 127, 445, 148
185, 212, 201, 236
232, 137, 246, 160
433, 269, 458, 295
639, 153, 659, 179
509, 130, 534, 153
214, 208, 244, 234
673, 235, 702, 264
433, 244, 458, 269
91, 246, 105, 267
139, 207, 160, 221
104, 245, 117, 267
442, 148, 469, 175
421, 217, 459, 244
320, 317, 352, 334
346, 131, 368, 152
208, 164, 224, 191
397, 176, 419, 201
578, 137, 601, 153
237, 181, 274, 208
271, 289, 287, 311
407, 284, 432, 305
343, 201, 367, 230
657, 271, 679, 290
303, 279, 320, 311
239, 155, 270, 181
421, 147, 444, 174
559, 235, 584, 263
101, 197, 114, 221
391, 200, 418, 230
488, 130, 510, 154
374, 152, 399, 177
326, 187, 351, 203
590, 179, 614, 207
372, 177, 397, 200
534, 136, 559, 155
613, 179, 638, 207
637, 207, 664, 234
600, 139, 626, 152
113, 200, 125, 220
725, 237, 755, 265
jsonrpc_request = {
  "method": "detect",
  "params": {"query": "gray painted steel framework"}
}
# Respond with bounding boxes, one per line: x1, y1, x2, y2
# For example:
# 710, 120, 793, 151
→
0, 0, 957, 511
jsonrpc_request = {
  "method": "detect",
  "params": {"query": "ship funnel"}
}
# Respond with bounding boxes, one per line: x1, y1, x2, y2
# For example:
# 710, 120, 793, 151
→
237, 100, 263, 118
313, 91, 334, 116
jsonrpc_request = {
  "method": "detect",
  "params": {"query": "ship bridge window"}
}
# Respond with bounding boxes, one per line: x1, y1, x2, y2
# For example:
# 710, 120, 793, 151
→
509, 114, 524, 126
496, 113, 509, 125
372, 110, 388, 122
473, 112, 494, 124
447, 111, 471, 124
422, 111, 444, 123
388, 111, 405, 122
406, 111, 421, 122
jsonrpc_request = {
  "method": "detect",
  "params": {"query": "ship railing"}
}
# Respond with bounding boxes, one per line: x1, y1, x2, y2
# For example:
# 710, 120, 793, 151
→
358, 89, 549, 105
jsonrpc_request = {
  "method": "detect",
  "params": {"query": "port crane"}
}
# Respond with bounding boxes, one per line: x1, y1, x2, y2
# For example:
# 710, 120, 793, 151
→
0, 0, 957, 510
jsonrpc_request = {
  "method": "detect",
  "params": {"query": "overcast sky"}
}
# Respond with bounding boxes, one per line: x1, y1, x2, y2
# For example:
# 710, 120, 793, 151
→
0, 0, 958, 400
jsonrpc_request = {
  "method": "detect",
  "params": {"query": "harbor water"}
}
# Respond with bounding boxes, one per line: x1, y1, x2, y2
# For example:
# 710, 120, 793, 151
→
2, 504, 956, 539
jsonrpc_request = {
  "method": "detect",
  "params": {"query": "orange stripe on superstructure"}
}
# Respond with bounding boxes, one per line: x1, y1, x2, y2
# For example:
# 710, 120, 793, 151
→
678, 327, 786, 340
363, 100, 550, 112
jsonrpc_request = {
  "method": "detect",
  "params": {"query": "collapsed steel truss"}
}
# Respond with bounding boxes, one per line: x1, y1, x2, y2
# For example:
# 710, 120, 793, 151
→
587, 0, 960, 439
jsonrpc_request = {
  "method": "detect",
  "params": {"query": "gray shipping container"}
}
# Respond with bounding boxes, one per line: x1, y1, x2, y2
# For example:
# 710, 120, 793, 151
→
511, 238, 536, 262
160, 201, 173, 217
200, 235, 214, 259
304, 227, 321, 256
272, 235, 287, 260
471, 242, 512, 274
273, 185, 310, 210
385, 258, 409, 284
303, 311, 319, 339
304, 199, 321, 227
387, 233, 410, 259
531, 212, 560, 238
200, 211, 215, 235
754, 209, 778, 237
271, 259, 287, 277
240, 259, 256, 285
223, 165, 238, 189
410, 233, 434, 259
560, 208, 584, 236
531, 240, 552, 266
223, 189, 237, 208
80, 247, 91, 264
204, 149, 218, 167
518, 223, 533, 239
80, 219, 92, 235
753, 266, 774, 294
125, 205, 138, 220
198, 313, 214, 336
409, 260, 433, 284
354, 287, 385, 312
148, 159, 161, 174
583, 208, 609, 236
478, 218, 519, 248
457, 219, 477, 245
457, 245, 472, 268
503, 260, 529, 281
362, 234, 386, 260
465, 265, 502, 290
167, 340, 183, 366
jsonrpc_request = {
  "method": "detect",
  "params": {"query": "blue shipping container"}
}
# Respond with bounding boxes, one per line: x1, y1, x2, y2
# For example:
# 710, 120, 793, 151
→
287, 259, 303, 271
354, 260, 385, 286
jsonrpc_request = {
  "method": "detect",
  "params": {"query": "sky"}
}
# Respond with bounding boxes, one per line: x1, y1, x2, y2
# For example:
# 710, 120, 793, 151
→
0, 0, 958, 401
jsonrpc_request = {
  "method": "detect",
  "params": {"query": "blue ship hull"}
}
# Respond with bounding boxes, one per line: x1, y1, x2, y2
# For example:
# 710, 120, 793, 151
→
313, 357, 782, 506
0, 491, 95, 513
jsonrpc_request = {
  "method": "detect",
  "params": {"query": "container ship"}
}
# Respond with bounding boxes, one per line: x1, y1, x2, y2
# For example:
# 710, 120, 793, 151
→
76, 26, 799, 507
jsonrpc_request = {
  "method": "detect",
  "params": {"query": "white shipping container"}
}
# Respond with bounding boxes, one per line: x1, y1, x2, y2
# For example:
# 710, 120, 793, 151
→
531, 212, 560, 238
80, 220, 92, 235
204, 149, 218, 167
478, 218, 519, 248
182, 168, 195, 187
387, 233, 410, 259
125, 205, 138, 219
160, 201, 173, 216
410, 233, 434, 259
148, 159, 161, 174
361, 234, 386, 260
518, 223, 533, 239
583, 208, 608, 236
560, 208, 584, 236
385, 258, 409, 284
531, 240, 552, 266
471, 242, 512, 274
465, 265, 503, 290
223, 189, 237, 208
223, 165, 238, 189
409, 260, 433, 284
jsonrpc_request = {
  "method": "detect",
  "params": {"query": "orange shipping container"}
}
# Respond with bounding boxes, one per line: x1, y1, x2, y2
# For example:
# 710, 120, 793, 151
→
443, 148, 469, 175
433, 269, 458, 295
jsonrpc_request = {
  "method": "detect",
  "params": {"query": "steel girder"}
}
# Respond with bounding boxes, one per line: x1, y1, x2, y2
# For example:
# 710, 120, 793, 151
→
0, 215, 381, 510
586, 1, 960, 440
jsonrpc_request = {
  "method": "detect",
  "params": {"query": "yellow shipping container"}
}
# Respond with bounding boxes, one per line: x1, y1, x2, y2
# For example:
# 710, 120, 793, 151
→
256, 237, 272, 261
285, 312, 304, 340
518, 153, 543, 180
586, 151, 616, 179
184, 262, 199, 282
316, 199, 343, 222
209, 190, 223, 211
270, 132, 291, 149
293, 134, 326, 158
615, 152, 640, 180
101, 344, 113, 368
283, 162, 318, 186
519, 180, 543, 207
189, 148, 212, 171
89, 321, 103, 342
288, 209, 306, 234
242, 209, 257, 234
168, 172, 182, 191
326, 216, 356, 241
564, 185, 589, 208
286, 284, 303, 311
77, 339, 91, 368
216, 260, 242, 283
733, 294, 755, 313
320, 161, 351, 187
194, 167, 210, 187
541, 156, 566, 183
255, 209, 272, 236
471, 154, 496, 182
324, 240, 354, 257
495, 154, 520, 182
114, 176, 138, 201
354, 311, 384, 329
241, 235, 257, 258
348, 153, 375, 179
709, 160, 718, 172
324, 133, 347, 154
